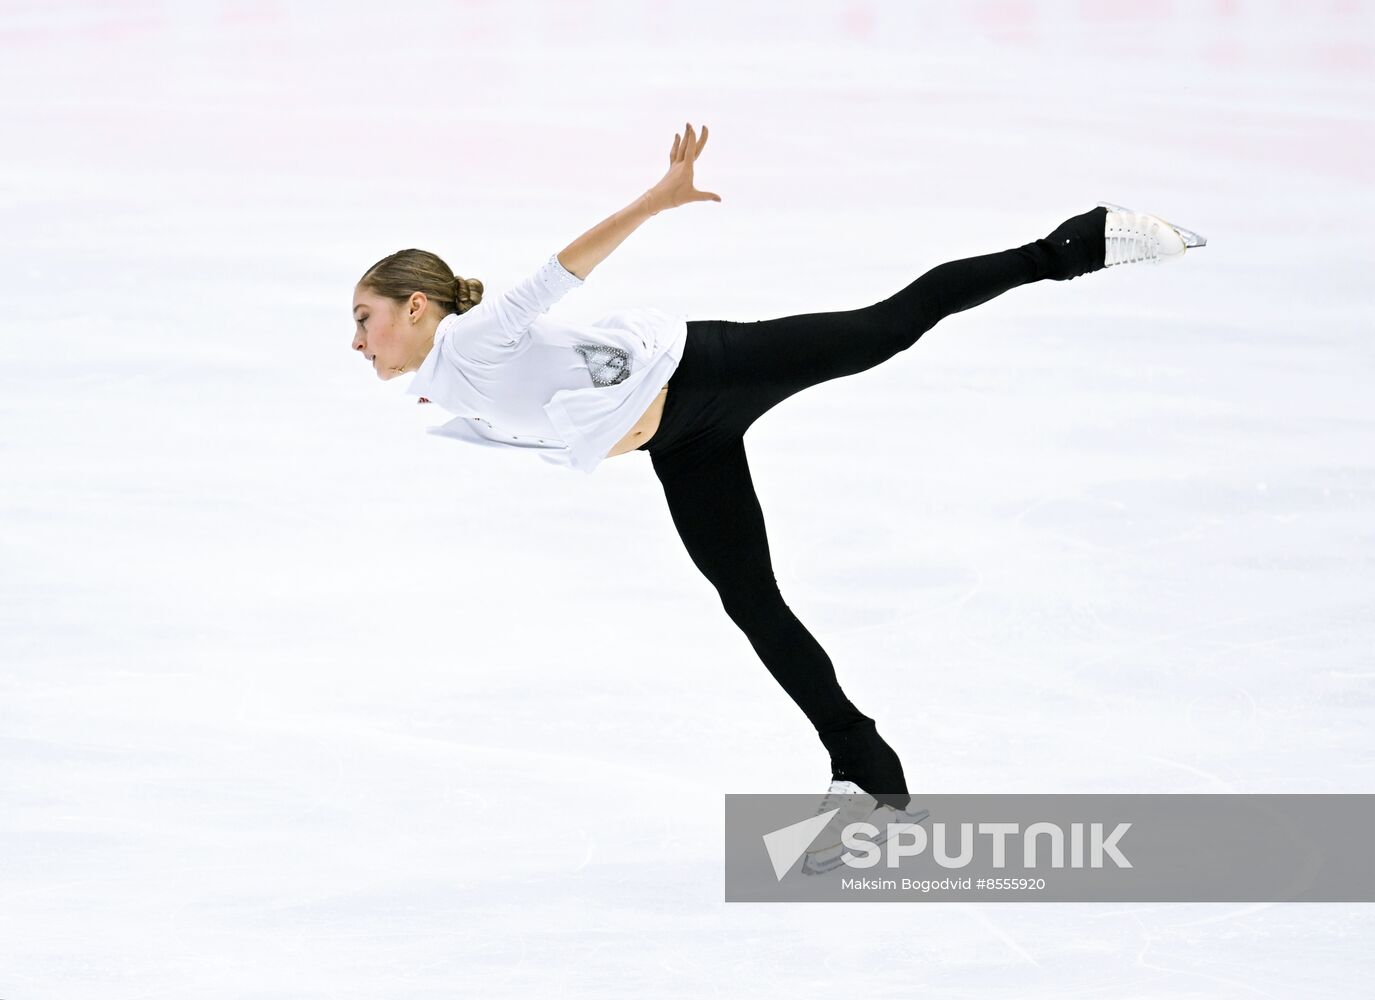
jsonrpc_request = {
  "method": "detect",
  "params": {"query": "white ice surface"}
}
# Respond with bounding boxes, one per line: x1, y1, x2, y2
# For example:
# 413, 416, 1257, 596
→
2, 1, 1373, 997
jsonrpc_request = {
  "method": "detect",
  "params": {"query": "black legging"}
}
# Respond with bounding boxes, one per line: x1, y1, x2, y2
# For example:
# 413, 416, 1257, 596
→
639, 206, 1108, 810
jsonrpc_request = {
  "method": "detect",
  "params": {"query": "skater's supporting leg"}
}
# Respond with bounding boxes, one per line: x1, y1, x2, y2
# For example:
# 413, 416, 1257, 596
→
649, 430, 909, 805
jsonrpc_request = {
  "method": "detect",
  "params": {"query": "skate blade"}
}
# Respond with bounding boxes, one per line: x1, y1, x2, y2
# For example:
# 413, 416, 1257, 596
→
800, 846, 847, 876
1170, 221, 1207, 248
799, 807, 931, 877
1097, 200, 1208, 248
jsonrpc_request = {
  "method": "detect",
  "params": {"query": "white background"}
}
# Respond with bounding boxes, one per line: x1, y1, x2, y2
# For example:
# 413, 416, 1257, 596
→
2, 1, 1372, 996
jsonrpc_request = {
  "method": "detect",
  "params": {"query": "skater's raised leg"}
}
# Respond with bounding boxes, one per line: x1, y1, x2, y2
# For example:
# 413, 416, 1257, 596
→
710, 206, 1112, 431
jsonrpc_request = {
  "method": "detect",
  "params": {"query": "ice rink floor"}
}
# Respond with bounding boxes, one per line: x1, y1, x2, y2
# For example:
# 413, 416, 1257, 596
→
2, 1, 1372, 997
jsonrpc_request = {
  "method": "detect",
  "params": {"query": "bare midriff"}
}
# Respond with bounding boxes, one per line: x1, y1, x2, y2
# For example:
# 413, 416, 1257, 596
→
604, 383, 670, 458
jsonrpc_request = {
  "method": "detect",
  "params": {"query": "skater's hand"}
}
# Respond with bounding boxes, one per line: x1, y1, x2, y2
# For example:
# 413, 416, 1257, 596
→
643, 122, 721, 216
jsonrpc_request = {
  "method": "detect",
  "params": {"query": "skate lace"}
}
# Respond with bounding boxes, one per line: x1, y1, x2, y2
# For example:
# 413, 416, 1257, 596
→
1106, 213, 1160, 266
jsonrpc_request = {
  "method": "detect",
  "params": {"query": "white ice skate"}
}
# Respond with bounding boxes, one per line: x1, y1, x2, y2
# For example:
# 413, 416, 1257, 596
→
1097, 201, 1207, 267
799, 780, 931, 877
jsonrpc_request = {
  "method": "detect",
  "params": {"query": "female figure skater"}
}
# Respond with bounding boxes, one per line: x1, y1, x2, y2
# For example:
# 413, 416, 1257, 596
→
350, 122, 1205, 818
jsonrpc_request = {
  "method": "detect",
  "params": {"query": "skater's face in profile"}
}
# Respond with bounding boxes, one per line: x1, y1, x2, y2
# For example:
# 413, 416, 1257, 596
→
351, 286, 431, 381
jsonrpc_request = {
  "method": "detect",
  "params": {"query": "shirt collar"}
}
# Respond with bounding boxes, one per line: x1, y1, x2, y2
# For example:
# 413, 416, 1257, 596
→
404, 313, 456, 399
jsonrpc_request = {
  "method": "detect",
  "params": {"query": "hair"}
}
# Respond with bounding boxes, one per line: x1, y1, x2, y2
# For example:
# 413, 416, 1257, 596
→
356, 249, 484, 317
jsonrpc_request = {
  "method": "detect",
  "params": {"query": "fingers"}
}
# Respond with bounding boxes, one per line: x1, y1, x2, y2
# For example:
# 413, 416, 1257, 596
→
671, 122, 710, 163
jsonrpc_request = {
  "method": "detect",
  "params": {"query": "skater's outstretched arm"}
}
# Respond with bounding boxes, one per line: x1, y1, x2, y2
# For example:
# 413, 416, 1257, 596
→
558, 121, 721, 280
450, 122, 721, 366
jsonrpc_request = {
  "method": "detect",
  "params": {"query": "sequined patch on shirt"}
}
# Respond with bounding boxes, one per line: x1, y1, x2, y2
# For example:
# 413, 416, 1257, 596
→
573, 343, 632, 387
